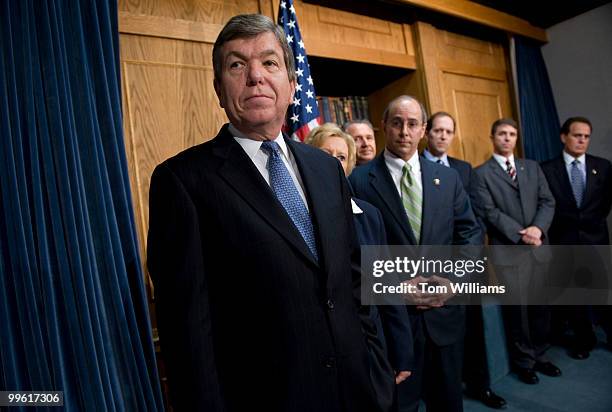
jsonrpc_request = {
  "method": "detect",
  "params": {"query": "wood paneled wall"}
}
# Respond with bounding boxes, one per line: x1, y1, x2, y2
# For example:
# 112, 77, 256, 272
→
119, 0, 259, 274
415, 22, 514, 166
259, 0, 416, 68
118, 0, 516, 276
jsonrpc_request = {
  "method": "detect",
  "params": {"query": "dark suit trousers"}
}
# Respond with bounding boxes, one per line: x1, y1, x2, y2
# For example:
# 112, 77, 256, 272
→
463, 306, 490, 391
397, 313, 464, 412
502, 304, 550, 369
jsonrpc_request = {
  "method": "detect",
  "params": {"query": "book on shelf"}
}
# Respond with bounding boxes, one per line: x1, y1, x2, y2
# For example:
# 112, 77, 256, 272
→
315, 95, 371, 128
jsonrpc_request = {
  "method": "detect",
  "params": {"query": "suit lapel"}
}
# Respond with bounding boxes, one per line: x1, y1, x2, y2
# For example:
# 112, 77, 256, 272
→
515, 159, 531, 215
419, 157, 441, 245
488, 157, 518, 190
552, 156, 578, 209
582, 154, 597, 208
213, 127, 318, 267
368, 155, 416, 244
285, 137, 334, 270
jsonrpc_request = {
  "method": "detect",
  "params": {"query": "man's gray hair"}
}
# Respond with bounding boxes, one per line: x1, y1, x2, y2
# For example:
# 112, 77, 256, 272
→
213, 14, 296, 83
382, 95, 427, 124
343, 119, 374, 132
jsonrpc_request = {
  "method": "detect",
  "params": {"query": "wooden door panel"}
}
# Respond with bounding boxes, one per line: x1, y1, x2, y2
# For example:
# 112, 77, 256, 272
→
416, 22, 514, 167
442, 72, 511, 166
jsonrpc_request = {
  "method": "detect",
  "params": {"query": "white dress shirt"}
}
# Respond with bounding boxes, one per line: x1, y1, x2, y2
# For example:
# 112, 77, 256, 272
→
493, 153, 516, 175
229, 124, 309, 209
384, 149, 422, 197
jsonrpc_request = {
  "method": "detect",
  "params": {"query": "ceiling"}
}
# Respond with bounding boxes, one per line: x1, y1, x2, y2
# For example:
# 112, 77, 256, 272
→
470, 0, 610, 28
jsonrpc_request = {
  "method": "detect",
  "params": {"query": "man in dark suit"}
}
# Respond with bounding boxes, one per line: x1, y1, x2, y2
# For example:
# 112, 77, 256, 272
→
147, 14, 393, 412
350, 96, 481, 412
541, 116, 612, 359
472, 118, 560, 385
423, 112, 506, 409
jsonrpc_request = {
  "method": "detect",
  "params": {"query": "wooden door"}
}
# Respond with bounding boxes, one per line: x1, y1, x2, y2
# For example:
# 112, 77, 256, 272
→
118, 0, 259, 272
415, 22, 514, 167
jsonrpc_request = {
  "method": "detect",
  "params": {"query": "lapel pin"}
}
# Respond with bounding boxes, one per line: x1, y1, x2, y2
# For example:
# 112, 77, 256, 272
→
433, 178, 440, 186
592, 169, 597, 175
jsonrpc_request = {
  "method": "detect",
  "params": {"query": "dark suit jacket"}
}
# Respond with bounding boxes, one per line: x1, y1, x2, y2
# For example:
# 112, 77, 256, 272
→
448, 156, 473, 193
349, 154, 481, 346
353, 198, 414, 371
147, 125, 391, 412
472, 157, 555, 246
541, 154, 612, 245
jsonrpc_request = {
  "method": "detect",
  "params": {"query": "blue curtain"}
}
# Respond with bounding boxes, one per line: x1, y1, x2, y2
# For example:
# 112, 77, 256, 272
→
0, 0, 163, 410
515, 36, 563, 162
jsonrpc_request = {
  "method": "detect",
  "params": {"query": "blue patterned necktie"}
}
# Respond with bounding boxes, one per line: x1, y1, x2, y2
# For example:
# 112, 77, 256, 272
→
260, 141, 318, 261
570, 159, 585, 207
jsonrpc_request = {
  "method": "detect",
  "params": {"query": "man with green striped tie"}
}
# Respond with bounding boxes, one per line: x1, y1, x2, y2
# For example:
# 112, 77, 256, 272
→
349, 95, 481, 412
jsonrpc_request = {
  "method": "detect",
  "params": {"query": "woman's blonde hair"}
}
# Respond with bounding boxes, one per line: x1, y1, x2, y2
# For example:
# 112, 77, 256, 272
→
305, 123, 356, 175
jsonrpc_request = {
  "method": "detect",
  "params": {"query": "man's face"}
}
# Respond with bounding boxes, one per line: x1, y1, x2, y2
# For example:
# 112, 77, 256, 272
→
491, 124, 518, 157
383, 99, 426, 161
426, 115, 455, 157
214, 32, 295, 139
561, 121, 591, 157
346, 123, 376, 165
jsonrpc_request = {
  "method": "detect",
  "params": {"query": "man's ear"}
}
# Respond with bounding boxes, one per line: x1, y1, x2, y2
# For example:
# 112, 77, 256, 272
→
288, 79, 296, 104
560, 133, 567, 145
419, 122, 427, 140
214, 78, 224, 108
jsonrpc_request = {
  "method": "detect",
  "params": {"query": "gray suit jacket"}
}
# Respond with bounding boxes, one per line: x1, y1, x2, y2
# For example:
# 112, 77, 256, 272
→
472, 157, 555, 246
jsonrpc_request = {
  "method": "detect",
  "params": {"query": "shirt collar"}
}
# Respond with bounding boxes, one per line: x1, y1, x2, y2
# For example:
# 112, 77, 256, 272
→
493, 152, 515, 168
563, 150, 586, 166
229, 123, 287, 158
423, 149, 449, 166
384, 148, 420, 174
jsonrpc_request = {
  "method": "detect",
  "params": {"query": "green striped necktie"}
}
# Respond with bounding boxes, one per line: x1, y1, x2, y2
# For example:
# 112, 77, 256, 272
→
401, 163, 422, 244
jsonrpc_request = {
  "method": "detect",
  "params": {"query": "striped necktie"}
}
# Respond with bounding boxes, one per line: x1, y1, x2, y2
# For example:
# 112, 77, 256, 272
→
401, 163, 422, 244
505, 159, 517, 182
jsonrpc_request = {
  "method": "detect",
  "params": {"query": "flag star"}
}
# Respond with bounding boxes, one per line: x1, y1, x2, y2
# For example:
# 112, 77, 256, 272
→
307, 75, 313, 85
298, 40, 304, 49
291, 113, 299, 123
286, 34, 293, 44
288, 20, 296, 29
280, 1, 286, 9
305, 89, 314, 99
295, 84, 303, 92
305, 104, 313, 114
290, 4, 296, 14
296, 67, 304, 77
296, 54, 305, 64
293, 97, 300, 106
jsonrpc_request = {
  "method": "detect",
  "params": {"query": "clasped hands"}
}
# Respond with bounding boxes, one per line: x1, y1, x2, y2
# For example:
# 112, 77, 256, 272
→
400, 275, 454, 311
519, 225, 542, 246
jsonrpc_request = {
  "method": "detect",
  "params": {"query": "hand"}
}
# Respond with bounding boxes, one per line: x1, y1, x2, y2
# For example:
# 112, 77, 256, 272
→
519, 226, 542, 246
428, 275, 455, 306
395, 370, 411, 384
401, 276, 440, 308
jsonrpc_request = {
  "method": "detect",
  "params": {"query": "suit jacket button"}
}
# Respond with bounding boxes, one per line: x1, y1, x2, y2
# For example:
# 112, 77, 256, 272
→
326, 299, 335, 310
324, 357, 336, 368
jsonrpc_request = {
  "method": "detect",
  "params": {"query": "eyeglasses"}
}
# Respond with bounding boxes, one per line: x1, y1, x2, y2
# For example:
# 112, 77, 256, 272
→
388, 119, 423, 130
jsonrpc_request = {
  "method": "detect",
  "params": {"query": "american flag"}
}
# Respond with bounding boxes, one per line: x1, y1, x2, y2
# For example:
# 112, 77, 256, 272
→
277, 0, 321, 141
